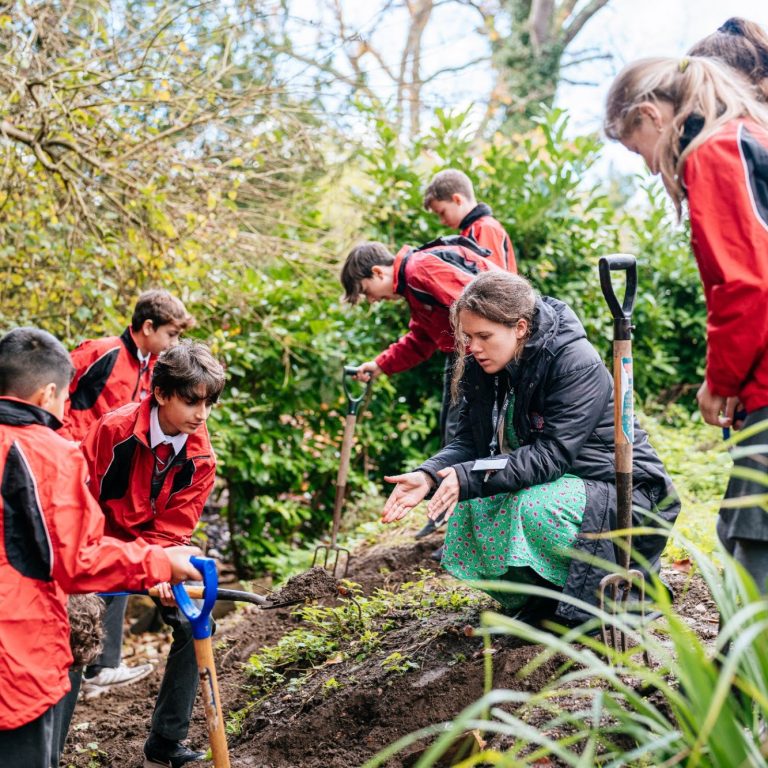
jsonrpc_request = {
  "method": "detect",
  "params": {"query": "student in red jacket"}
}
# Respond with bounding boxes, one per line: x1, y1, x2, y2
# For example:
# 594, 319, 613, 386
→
605, 56, 768, 595
423, 169, 517, 272
342, 239, 497, 446
341, 239, 497, 549
61, 289, 193, 443
66, 290, 194, 700
82, 341, 225, 768
0, 327, 202, 768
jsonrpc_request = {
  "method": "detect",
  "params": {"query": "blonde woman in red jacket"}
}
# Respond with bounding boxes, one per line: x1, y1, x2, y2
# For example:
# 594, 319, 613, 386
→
0, 328, 202, 768
605, 56, 768, 594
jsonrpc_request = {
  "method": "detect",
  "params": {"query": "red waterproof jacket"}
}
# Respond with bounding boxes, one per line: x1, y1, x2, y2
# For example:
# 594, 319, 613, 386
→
459, 204, 517, 273
82, 398, 216, 547
61, 328, 154, 442
375, 239, 497, 375
0, 397, 171, 730
685, 119, 768, 412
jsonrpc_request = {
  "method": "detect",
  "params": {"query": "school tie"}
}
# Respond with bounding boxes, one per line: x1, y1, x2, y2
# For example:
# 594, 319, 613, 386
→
151, 442, 175, 502
153, 441, 174, 470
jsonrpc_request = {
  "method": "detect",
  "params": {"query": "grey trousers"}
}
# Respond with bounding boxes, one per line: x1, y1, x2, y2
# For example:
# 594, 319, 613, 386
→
717, 517, 768, 594
85, 594, 127, 674
0, 702, 55, 768
50, 668, 82, 767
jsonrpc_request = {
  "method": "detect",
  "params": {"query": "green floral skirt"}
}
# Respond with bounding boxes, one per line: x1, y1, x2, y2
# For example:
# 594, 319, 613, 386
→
441, 475, 586, 610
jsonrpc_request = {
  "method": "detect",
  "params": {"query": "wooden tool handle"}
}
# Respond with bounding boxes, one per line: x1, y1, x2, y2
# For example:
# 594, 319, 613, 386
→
148, 584, 205, 599
330, 412, 357, 545
193, 637, 231, 768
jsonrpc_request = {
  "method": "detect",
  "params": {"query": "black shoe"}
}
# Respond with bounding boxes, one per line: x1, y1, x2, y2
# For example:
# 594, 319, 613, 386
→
506, 596, 558, 626
143, 733, 205, 768
430, 545, 444, 562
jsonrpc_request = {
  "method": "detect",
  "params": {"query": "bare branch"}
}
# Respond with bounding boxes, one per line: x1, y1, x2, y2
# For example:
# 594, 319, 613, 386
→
562, 0, 610, 47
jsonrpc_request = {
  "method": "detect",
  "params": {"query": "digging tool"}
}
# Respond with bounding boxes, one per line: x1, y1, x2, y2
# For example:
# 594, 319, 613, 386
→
172, 556, 230, 768
99, 585, 305, 609
597, 255, 649, 661
313, 364, 373, 578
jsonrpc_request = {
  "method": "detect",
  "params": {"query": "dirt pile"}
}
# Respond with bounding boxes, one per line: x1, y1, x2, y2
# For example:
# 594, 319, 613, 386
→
62, 534, 717, 768
267, 566, 339, 605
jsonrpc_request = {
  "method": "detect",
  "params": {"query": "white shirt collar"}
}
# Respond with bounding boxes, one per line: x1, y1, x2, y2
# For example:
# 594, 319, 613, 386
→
137, 347, 151, 366
149, 405, 188, 455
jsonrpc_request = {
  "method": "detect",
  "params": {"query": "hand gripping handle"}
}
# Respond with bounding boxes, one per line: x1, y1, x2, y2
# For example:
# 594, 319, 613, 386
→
599, 254, 637, 341
172, 556, 218, 640
343, 364, 373, 416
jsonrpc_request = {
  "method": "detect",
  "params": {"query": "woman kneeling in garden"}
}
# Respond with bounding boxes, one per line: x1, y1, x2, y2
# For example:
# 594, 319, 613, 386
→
382, 272, 680, 625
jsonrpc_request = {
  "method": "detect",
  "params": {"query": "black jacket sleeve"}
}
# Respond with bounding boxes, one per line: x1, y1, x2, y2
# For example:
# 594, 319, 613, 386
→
452, 347, 612, 500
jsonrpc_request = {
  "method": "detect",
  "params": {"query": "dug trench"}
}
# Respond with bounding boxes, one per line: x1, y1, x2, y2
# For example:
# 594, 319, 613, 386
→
62, 530, 718, 767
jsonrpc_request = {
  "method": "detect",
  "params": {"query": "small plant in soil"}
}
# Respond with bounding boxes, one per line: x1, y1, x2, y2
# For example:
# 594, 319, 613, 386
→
381, 651, 419, 675
240, 573, 486, 711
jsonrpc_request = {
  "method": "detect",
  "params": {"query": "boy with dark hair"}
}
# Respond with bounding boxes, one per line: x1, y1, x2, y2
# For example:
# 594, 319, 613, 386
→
61, 288, 194, 443
342, 238, 497, 547
423, 169, 517, 273
63, 289, 194, 698
342, 237, 497, 447
0, 327, 202, 768
82, 341, 226, 768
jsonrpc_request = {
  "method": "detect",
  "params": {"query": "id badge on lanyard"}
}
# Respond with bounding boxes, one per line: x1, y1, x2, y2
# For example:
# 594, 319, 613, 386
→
473, 376, 510, 478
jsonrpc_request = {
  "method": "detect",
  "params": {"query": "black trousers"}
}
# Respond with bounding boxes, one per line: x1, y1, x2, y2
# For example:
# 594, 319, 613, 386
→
151, 599, 211, 741
439, 352, 460, 448
718, 406, 768, 594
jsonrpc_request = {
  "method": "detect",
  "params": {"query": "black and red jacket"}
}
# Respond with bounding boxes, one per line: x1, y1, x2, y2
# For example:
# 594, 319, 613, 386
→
459, 204, 517, 273
82, 398, 216, 547
375, 238, 498, 375
0, 397, 171, 730
61, 327, 154, 442
685, 119, 768, 412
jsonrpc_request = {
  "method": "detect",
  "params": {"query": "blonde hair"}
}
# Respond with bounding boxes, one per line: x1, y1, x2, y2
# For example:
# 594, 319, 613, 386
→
604, 56, 768, 213
449, 272, 536, 402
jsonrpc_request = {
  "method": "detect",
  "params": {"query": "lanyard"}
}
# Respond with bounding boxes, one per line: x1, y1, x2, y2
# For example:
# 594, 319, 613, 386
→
488, 376, 512, 456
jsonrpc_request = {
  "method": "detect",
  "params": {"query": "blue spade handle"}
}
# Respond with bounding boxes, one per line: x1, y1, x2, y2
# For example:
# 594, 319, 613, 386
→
172, 556, 218, 640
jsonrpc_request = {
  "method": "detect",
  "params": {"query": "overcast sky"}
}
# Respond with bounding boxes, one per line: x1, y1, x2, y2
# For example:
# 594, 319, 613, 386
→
290, 1, 768, 173
558, 0, 768, 173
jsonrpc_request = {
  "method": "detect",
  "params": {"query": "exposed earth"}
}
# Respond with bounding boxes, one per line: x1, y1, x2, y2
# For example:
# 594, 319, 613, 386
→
61, 528, 717, 768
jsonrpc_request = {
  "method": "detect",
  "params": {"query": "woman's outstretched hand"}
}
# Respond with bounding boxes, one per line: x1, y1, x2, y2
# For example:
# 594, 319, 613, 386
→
427, 467, 459, 522
382, 471, 431, 522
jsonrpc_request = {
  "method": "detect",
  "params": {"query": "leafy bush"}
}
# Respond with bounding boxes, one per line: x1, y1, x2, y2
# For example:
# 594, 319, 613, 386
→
354, 107, 705, 408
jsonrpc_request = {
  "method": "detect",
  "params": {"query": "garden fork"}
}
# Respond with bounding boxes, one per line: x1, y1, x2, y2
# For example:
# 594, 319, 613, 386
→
597, 255, 649, 664
313, 364, 372, 578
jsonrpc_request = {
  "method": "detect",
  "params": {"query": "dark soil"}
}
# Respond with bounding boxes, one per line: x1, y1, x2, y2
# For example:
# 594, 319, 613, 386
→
267, 566, 339, 605
61, 532, 719, 768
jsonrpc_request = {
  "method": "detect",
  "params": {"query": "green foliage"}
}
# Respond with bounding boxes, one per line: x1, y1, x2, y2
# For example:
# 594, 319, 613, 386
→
381, 651, 419, 675
243, 574, 481, 696
353, 106, 700, 408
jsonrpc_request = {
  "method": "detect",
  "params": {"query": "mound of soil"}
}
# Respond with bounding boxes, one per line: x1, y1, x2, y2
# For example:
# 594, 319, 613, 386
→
267, 567, 339, 605
62, 533, 718, 768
